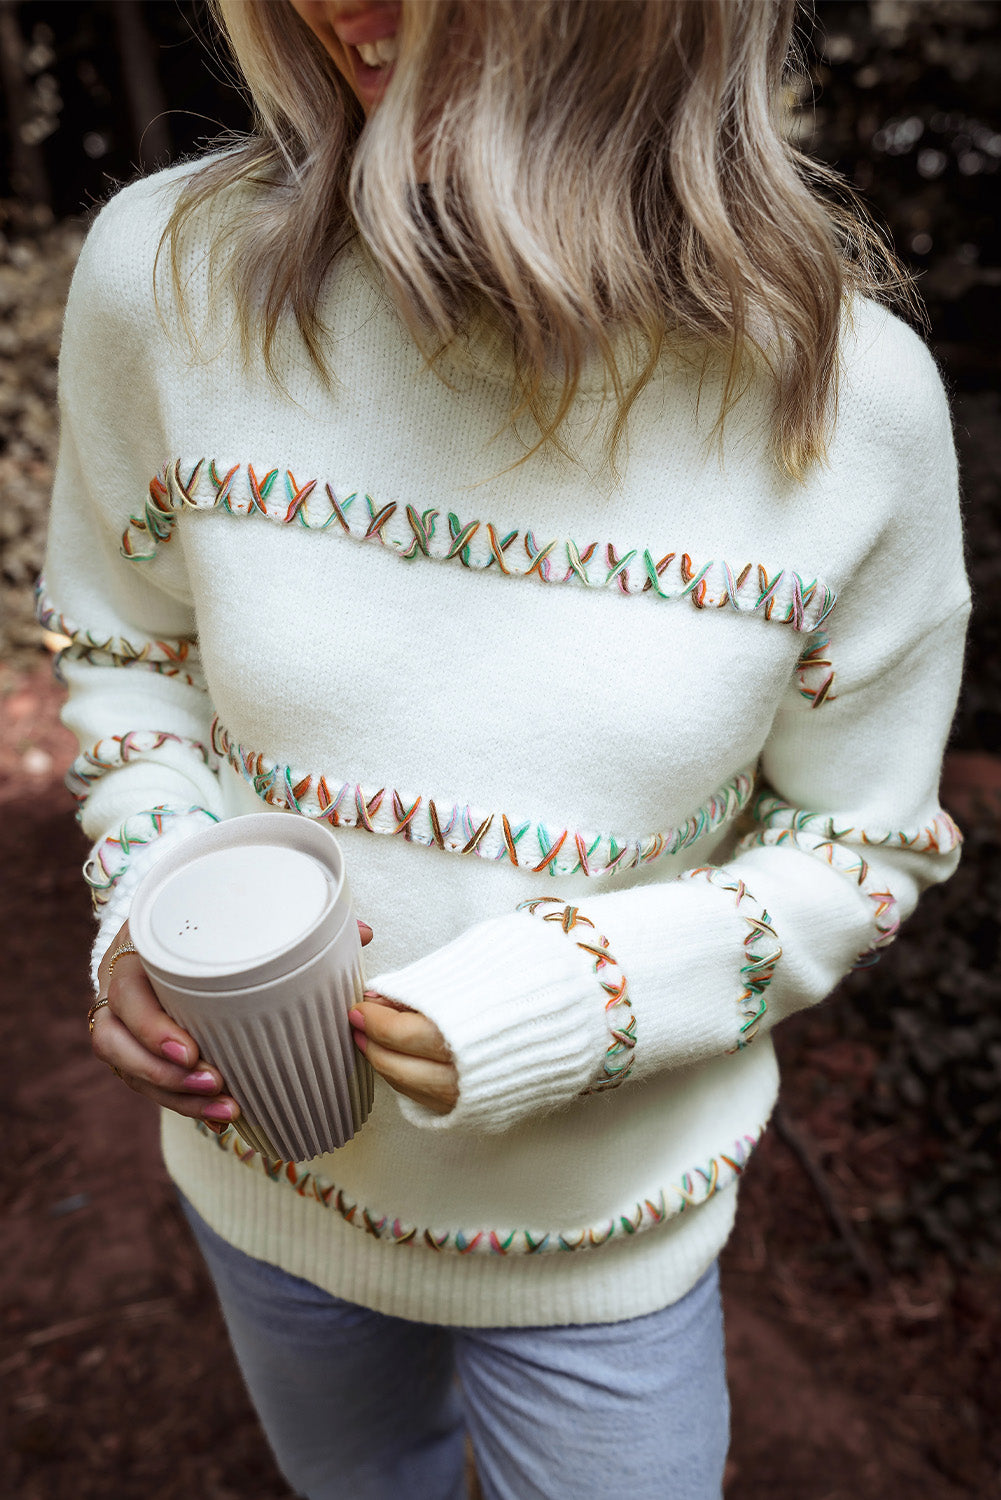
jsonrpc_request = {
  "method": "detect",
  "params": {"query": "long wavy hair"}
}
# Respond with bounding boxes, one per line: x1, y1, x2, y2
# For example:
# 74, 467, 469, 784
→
163, 0, 912, 476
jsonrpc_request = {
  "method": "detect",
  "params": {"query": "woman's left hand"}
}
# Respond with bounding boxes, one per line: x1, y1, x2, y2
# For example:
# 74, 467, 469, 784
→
348, 994, 458, 1116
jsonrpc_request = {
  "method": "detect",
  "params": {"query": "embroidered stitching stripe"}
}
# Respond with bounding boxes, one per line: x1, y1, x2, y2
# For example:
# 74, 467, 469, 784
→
85, 806, 220, 909
680, 866, 781, 1047
740, 827, 900, 967
35, 580, 204, 688
516, 896, 636, 1090
194, 1119, 762, 1254
752, 790, 962, 853
743, 792, 962, 967
121, 460, 838, 634
67, 730, 213, 801
211, 717, 756, 878
794, 629, 836, 708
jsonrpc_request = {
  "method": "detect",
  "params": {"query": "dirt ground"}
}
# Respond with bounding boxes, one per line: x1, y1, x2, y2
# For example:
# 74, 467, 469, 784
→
1, 662, 999, 1500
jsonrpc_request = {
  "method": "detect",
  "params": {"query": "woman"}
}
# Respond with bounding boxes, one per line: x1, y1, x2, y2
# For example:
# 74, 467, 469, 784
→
40, 2, 968, 1495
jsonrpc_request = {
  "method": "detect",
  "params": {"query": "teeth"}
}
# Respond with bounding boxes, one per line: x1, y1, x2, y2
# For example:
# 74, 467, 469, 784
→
356, 36, 398, 67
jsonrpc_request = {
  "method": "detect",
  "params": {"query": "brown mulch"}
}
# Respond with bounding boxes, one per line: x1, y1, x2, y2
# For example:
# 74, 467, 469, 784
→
2, 660, 999, 1500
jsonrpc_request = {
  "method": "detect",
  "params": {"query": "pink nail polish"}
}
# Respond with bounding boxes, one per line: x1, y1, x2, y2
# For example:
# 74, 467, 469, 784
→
203, 1100, 236, 1121
348, 1008, 365, 1028
353, 1031, 368, 1054
183, 1070, 218, 1093
162, 1039, 189, 1065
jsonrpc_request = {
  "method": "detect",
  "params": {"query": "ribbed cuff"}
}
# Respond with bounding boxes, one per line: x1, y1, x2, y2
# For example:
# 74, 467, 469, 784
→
367, 910, 609, 1134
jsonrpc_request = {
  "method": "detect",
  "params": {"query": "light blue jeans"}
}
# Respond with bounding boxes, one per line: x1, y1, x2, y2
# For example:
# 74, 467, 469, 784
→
181, 1197, 729, 1500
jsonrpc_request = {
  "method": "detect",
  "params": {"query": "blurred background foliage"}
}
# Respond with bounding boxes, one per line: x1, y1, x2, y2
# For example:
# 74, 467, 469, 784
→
803, 0, 1001, 1278
1, 0, 999, 378
0, 0, 998, 342
809, 0, 1000, 384
0, 0, 998, 1277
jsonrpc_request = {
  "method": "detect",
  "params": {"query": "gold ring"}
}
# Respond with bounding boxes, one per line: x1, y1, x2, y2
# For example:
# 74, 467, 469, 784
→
106, 941, 138, 983
87, 996, 110, 1034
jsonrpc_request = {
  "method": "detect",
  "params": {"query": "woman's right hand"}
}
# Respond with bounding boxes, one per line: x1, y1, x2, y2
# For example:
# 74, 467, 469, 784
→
92, 916, 376, 1130
92, 918, 241, 1130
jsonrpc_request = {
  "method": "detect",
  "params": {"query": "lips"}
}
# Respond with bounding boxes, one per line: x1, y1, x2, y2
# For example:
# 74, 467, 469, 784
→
347, 49, 395, 108
331, 3, 401, 49
331, 4, 401, 109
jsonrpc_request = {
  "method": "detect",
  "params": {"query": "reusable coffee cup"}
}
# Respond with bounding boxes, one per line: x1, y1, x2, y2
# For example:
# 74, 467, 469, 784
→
129, 813, 375, 1163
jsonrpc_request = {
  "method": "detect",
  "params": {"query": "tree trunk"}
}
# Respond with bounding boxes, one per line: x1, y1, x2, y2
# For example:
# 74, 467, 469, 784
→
112, 0, 172, 172
0, 0, 52, 215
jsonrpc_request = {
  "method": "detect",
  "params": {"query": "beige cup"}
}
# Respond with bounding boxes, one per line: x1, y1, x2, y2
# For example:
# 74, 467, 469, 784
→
129, 813, 374, 1162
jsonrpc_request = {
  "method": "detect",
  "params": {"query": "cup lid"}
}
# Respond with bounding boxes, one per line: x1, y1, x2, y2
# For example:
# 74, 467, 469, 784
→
130, 814, 351, 992
149, 843, 332, 965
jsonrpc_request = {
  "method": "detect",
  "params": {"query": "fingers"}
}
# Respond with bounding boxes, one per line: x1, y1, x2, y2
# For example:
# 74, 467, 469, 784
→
92, 920, 239, 1124
358, 919, 374, 946
97, 920, 201, 1070
348, 995, 458, 1115
90, 1006, 241, 1122
356, 1034, 458, 1116
350, 996, 453, 1063
106, 950, 202, 1070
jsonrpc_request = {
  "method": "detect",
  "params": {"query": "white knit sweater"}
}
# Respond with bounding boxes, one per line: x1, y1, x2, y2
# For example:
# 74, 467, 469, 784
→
41, 162, 969, 1326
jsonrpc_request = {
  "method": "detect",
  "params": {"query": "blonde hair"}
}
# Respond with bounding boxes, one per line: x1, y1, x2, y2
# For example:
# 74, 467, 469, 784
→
165, 0, 912, 476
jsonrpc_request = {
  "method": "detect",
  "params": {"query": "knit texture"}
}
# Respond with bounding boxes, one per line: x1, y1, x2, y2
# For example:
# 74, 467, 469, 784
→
42, 161, 969, 1326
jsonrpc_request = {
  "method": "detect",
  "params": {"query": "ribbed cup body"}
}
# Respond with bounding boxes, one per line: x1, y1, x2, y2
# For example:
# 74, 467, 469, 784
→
156, 931, 374, 1162
130, 814, 374, 1163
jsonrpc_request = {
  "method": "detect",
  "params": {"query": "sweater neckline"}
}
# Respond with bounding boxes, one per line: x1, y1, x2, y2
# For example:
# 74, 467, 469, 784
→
346, 239, 684, 400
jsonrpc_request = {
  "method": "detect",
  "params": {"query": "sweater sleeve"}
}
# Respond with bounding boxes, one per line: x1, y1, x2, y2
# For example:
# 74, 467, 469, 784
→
40, 179, 225, 986
368, 318, 970, 1135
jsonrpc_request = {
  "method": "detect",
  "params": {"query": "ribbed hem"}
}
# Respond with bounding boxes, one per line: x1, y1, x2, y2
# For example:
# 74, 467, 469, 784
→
163, 1110, 739, 1327
368, 910, 608, 1133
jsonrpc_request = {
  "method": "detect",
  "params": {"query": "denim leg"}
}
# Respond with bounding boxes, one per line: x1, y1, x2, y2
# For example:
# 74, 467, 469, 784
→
454, 1264, 729, 1500
181, 1198, 467, 1500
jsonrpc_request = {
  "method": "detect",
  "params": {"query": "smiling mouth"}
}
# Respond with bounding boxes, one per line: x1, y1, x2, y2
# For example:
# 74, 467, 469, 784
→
353, 36, 399, 69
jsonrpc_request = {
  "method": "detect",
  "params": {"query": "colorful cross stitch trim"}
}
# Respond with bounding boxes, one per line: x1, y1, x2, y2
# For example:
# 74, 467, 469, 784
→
210, 717, 755, 879
67, 730, 214, 802
195, 1118, 762, 1254
122, 460, 837, 634
516, 896, 636, 1091
747, 791, 963, 965
795, 629, 836, 708
34, 579, 204, 689
752, 791, 962, 855
84, 806, 220, 910
740, 826, 900, 967
679, 867, 781, 1047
